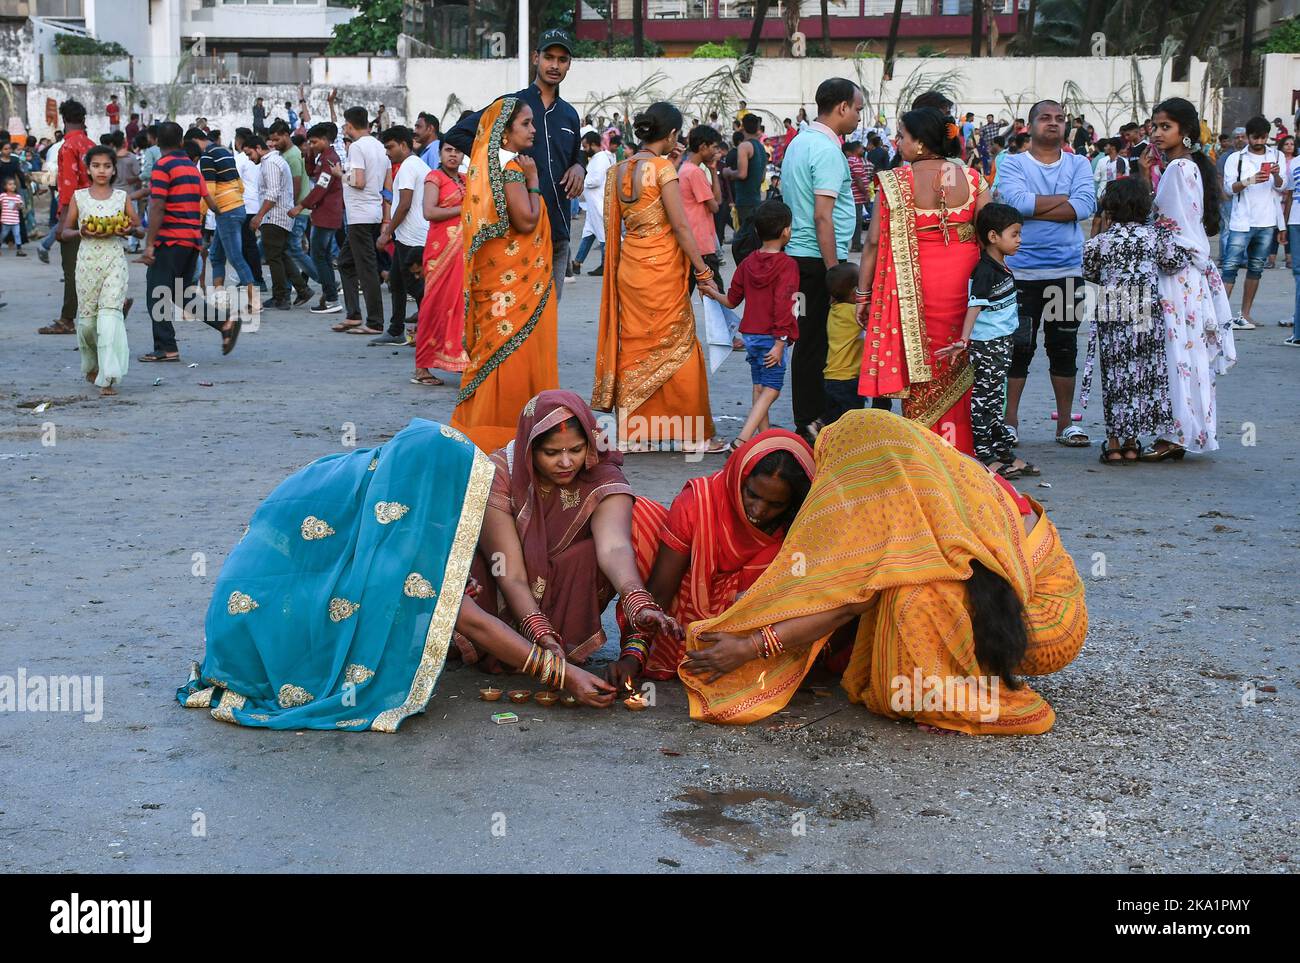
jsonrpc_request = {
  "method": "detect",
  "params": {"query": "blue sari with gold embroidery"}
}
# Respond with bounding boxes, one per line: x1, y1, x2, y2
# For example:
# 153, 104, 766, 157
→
177, 419, 494, 732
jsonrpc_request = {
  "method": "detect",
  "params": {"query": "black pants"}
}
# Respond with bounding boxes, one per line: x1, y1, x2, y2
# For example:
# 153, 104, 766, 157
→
147, 243, 217, 354
388, 240, 424, 332
60, 235, 80, 321
791, 255, 832, 431
338, 222, 384, 326
239, 211, 262, 284
1010, 276, 1083, 379
687, 252, 725, 295
261, 222, 309, 303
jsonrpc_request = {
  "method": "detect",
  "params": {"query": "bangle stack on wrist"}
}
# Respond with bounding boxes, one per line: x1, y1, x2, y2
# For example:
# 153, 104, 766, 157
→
621, 588, 661, 629
521, 612, 563, 651
620, 634, 649, 669
855, 287, 872, 304
523, 643, 567, 690
752, 624, 785, 659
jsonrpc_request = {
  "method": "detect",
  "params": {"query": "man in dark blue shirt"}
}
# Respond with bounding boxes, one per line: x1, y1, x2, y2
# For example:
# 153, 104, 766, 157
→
445, 28, 584, 299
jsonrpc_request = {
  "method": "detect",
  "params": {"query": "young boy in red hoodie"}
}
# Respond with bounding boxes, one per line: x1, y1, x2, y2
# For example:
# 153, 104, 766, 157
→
705, 199, 800, 447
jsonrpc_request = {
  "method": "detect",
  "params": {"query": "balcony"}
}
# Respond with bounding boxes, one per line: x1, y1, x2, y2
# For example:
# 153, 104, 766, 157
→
576, 0, 1028, 28
38, 52, 315, 84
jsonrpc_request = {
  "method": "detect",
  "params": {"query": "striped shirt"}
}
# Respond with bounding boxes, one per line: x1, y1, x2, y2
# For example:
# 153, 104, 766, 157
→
256, 149, 295, 231
151, 150, 203, 249
0, 192, 21, 224
199, 144, 244, 214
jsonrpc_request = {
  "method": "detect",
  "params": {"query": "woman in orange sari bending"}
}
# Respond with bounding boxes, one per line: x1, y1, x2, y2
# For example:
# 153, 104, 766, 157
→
592, 102, 726, 454
679, 410, 1087, 735
612, 430, 814, 688
857, 108, 989, 457
413, 141, 470, 387
451, 96, 559, 452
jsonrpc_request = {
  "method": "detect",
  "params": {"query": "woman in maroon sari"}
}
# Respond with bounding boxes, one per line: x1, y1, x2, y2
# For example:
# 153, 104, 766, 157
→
462, 390, 682, 671
412, 142, 470, 387
856, 107, 989, 455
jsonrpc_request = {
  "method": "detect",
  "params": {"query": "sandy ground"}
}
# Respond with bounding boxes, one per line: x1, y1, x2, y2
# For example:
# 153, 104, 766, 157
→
0, 222, 1296, 873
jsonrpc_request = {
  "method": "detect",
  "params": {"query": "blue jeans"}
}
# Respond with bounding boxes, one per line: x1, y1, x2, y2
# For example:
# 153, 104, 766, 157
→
309, 219, 339, 301
209, 208, 257, 286
1221, 225, 1274, 284
288, 212, 318, 282
1289, 225, 1300, 338
1218, 201, 1232, 260
574, 233, 602, 265
1, 223, 21, 247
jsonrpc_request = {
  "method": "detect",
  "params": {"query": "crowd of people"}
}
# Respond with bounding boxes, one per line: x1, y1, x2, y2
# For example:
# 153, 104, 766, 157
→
12, 29, 1285, 736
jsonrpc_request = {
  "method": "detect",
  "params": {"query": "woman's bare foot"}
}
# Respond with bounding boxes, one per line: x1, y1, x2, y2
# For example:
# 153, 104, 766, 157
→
100, 385, 117, 397
85, 370, 98, 384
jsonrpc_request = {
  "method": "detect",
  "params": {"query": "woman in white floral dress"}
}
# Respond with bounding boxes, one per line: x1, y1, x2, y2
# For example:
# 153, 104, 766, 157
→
60, 145, 142, 396
1139, 98, 1235, 457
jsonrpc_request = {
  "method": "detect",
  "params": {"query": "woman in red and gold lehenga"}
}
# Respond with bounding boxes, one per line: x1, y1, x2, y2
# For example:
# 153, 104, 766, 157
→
856, 107, 989, 456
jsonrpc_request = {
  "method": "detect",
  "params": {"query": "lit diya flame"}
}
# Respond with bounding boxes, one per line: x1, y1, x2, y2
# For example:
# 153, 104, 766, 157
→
624, 689, 650, 711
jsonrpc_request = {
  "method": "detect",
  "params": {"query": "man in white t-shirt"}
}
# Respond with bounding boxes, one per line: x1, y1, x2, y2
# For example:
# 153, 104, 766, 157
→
572, 130, 613, 276
233, 127, 265, 291
374, 125, 431, 346
1221, 115, 1285, 329
331, 105, 389, 335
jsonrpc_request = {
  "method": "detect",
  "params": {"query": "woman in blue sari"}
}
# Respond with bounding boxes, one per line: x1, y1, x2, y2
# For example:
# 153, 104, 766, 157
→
178, 419, 617, 731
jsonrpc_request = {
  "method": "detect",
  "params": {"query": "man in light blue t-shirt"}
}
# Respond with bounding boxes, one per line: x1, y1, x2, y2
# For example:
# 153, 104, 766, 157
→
992, 99, 1097, 449
780, 76, 863, 442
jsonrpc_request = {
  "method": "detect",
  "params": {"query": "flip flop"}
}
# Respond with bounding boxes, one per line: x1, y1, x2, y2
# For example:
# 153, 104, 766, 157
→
347, 326, 384, 336
38, 321, 75, 335
222, 316, 242, 356
409, 374, 444, 387
138, 352, 180, 362
331, 320, 362, 333
1055, 425, 1090, 447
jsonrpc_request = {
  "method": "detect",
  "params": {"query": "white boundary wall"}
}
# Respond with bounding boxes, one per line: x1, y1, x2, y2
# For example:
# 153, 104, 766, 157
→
405, 55, 1214, 135
1262, 53, 1300, 124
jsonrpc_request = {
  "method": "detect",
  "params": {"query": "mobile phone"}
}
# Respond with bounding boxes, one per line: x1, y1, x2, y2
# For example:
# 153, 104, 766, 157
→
1261, 162, 1275, 175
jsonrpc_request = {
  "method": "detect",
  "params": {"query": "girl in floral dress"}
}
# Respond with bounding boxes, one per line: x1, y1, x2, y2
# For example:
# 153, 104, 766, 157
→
1139, 98, 1235, 458
60, 145, 141, 396
1081, 178, 1179, 463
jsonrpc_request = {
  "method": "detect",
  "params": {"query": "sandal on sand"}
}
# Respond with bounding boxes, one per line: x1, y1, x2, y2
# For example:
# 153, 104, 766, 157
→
222, 316, 242, 356
1055, 425, 1090, 447
38, 321, 75, 335
1012, 459, 1040, 476
138, 352, 180, 362
347, 326, 384, 336
410, 373, 444, 387
1099, 444, 1125, 465
331, 320, 362, 333
986, 460, 1022, 479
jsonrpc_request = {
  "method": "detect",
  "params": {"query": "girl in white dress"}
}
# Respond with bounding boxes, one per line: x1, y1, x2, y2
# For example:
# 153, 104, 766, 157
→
60, 145, 142, 396
1139, 98, 1235, 457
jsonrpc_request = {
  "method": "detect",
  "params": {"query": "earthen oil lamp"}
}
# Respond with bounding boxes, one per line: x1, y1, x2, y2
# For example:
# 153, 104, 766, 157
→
508, 689, 532, 704
623, 683, 650, 711
560, 694, 579, 708
479, 686, 503, 702
534, 690, 560, 707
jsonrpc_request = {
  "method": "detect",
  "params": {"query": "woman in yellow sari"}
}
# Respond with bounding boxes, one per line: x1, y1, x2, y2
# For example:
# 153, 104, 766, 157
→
592, 102, 725, 453
679, 410, 1087, 735
451, 96, 559, 452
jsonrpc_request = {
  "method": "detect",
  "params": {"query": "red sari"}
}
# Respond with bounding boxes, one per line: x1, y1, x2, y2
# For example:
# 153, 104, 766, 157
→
859, 164, 985, 455
626, 430, 815, 679
465, 390, 634, 664
416, 168, 469, 373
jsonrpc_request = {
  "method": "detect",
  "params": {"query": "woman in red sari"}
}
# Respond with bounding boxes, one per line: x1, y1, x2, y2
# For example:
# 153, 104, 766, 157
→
462, 390, 682, 670
857, 107, 989, 456
412, 142, 469, 387
611, 430, 815, 686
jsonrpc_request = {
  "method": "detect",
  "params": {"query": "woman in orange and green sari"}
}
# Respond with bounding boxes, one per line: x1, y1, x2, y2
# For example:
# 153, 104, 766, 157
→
451, 96, 559, 452
679, 410, 1087, 735
857, 107, 989, 457
592, 102, 726, 453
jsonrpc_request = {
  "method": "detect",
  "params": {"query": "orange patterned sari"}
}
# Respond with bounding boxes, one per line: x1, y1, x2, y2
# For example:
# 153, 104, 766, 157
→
451, 97, 559, 452
680, 410, 1087, 735
592, 154, 714, 449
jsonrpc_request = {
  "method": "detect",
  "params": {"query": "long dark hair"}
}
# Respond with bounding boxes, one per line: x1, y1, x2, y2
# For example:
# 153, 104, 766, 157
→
1154, 97, 1220, 237
632, 101, 682, 145
748, 449, 812, 531
966, 560, 1028, 689
900, 107, 960, 160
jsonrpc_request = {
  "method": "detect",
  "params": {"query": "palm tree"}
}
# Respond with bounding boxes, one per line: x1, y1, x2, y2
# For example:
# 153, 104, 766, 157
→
884, 0, 904, 80
820, 0, 831, 57
1172, 0, 1227, 81
633, 0, 645, 56
971, 0, 983, 58
745, 0, 771, 67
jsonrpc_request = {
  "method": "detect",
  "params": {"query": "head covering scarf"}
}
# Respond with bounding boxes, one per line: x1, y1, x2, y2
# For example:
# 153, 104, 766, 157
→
496, 389, 631, 603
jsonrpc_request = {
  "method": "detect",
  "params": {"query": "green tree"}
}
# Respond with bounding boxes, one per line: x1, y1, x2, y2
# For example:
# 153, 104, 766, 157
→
1262, 16, 1300, 53
327, 0, 402, 56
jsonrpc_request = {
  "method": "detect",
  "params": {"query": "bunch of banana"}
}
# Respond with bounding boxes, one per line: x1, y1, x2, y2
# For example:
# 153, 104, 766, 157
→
83, 212, 131, 236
